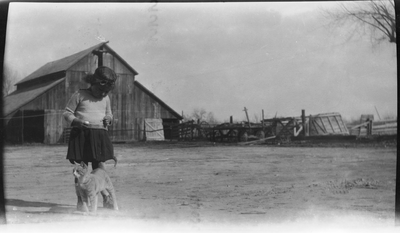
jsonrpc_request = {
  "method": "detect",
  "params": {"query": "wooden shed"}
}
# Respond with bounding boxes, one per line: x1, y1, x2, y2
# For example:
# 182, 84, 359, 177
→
4, 42, 183, 144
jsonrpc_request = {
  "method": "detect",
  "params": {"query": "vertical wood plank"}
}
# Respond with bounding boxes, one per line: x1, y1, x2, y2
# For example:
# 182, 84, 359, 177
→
117, 94, 122, 141
326, 116, 334, 133
121, 94, 127, 140
44, 110, 48, 144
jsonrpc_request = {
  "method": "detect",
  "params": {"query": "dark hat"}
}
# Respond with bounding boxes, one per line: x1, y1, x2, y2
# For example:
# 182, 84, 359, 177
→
93, 66, 117, 81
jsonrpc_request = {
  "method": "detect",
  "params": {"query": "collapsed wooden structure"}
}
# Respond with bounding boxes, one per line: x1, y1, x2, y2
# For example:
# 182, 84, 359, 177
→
216, 112, 349, 143
166, 111, 352, 143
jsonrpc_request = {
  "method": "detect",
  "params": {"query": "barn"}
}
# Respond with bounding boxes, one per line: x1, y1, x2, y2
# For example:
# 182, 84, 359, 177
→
4, 41, 183, 144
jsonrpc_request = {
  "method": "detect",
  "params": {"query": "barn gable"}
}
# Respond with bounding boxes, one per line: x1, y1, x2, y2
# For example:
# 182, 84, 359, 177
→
15, 42, 139, 90
5, 42, 182, 144
133, 81, 182, 119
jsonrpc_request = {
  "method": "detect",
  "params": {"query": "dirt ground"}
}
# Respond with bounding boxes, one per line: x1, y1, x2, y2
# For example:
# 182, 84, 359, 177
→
1, 141, 398, 232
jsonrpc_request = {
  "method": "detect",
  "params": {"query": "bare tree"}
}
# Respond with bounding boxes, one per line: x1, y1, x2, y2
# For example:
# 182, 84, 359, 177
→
191, 108, 207, 122
183, 108, 219, 124
206, 111, 219, 124
324, 0, 395, 44
2, 63, 18, 96
253, 113, 260, 123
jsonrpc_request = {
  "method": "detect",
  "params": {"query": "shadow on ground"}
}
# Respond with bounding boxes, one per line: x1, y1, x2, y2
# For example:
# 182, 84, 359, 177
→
6, 199, 77, 214
6, 199, 123, 218
6, 199, 62, 208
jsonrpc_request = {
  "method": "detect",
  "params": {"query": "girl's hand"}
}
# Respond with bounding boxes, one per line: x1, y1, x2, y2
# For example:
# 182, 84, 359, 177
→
103, 116, 112, 127
72, 118, 89, 128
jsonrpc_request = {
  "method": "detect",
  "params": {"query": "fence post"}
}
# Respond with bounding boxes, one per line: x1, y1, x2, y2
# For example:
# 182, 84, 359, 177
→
191, 121, 194, 140
169, 125, 172, 141
21, 110, 25, 144
262, 110, 265, 132
368, 119, 373, 135
301, 109, 306, 137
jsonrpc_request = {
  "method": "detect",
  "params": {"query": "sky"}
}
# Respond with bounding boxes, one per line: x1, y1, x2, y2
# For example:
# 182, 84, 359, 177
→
3, 1, 397, 122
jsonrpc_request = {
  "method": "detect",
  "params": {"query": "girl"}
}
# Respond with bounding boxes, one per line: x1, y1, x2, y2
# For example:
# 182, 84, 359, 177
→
63, 66, 118, 210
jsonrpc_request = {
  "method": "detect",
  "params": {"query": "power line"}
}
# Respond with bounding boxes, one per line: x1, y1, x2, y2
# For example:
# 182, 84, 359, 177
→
1, 110, 183, 120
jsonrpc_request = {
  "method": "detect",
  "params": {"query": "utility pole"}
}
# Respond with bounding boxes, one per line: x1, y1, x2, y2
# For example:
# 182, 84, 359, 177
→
243, 107, 252, 134
301, 109, 306, 137
374, 106, 382, 120
243, 107, 250, 128
262, 110, 265, 132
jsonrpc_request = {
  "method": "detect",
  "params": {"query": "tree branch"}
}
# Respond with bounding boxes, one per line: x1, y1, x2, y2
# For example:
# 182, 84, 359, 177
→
331, 0, 396, 43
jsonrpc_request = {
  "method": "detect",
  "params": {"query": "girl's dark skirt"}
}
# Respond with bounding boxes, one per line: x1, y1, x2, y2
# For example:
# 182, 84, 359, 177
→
66, 127, 114, 163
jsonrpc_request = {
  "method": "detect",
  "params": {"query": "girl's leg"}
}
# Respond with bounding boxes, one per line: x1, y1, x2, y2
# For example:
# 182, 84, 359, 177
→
73, 160, 86, 211
92, 161, 114, 208
75, 178, 83, 211
92, 161, 99, 170
92, 161, 106, 170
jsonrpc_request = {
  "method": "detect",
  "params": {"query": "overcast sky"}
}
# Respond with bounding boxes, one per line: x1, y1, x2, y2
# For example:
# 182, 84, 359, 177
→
4, 2, 397, 122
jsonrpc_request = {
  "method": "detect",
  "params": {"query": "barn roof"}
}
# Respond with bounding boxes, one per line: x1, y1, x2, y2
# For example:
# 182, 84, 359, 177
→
4, 79, 183, 120
134, 81, 183, 120
4, 78, 65, 117
16, 42, 138, 86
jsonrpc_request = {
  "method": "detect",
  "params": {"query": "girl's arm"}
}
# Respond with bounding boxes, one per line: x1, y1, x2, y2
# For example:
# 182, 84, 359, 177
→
63, 92, 89, 128
63, 92, 80, 125
103, 96, 113, 126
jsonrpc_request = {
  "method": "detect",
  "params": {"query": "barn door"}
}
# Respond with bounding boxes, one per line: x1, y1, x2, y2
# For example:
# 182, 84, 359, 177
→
23, 110, 45, 143
6, 110, 45, 144
144, 118, 164, 141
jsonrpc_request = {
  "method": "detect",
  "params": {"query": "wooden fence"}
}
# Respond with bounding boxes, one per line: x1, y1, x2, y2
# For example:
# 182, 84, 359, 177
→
61, 118, 396, 143
163, 120, 200, 141
348, 119, 397, 136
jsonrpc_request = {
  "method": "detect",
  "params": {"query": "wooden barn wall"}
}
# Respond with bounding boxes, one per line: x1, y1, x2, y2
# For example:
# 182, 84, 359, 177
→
132, 84, 179, 141
106, 73, 136, 142
8, 81, 68, 144
5, 111, 22, 143
70, 53, 98, 73
103, 51, 135, 75
106, 80, 180, 142
133, 84, 177, 119
24, 81, 68, 144
8, 51, 155, 144
101, 51, 138, 141
65, 71, 91, 100
22, 81, 67, 111
44, 109, 68, 144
